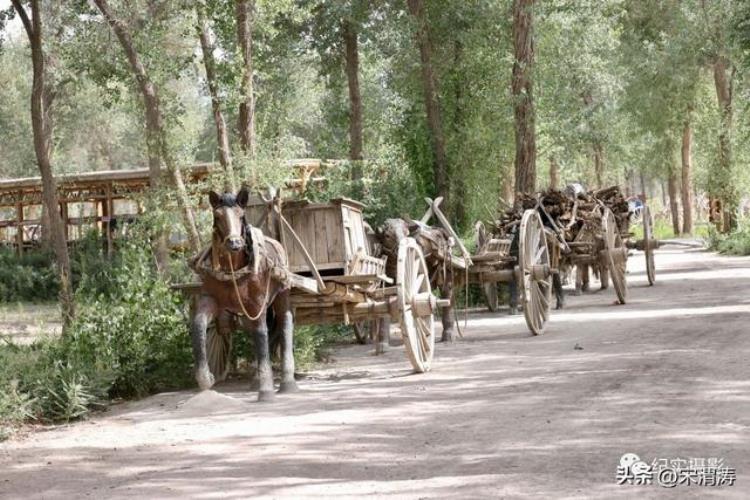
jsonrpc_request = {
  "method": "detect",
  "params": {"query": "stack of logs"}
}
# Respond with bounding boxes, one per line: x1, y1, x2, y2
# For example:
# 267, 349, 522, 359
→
490, 185, 631, 243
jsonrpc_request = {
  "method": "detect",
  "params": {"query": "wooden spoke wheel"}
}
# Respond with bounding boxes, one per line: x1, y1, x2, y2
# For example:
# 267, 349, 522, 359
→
397, 237, 436, 373
483, 283, 499, 312
518, 209, 552, 335
207, 323, 232, 383
643, 205, 656, 286
603, 208, 628, 304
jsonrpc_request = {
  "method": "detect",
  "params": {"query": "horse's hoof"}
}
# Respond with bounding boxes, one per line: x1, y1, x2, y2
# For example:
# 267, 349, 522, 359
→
257, 390, 276, 402
279, 380, 299, 394
196, 369, 215, 391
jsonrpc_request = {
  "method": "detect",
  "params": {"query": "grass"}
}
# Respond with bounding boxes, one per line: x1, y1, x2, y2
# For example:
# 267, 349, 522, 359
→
631, 218, 711, 241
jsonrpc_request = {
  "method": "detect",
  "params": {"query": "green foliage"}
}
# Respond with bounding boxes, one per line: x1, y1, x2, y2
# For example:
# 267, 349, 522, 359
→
306, 157, 424, 227
0, 248, 60, 302
707, 218, 750, 256
0, 231, 192, 438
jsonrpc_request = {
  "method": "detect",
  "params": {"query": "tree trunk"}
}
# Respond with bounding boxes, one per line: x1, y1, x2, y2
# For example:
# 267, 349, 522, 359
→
549, 156, 559, 189
198, 13, 234, 191
407, 0, 449, 203
11, 0, 75, 327
451, 38, 466, 228
712, 55, 735, 232
511, 0, 536, 195
94, 0, 201, 254
680, 114, 693, 234
343, 19, 363, 176
236, 0, 256, 157
502, 172, 514, 208
667, 168, 680, 236
640, 171, 647, 202
593, 142, 604, 188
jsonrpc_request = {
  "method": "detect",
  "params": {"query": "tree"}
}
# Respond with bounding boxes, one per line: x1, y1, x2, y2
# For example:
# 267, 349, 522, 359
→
10, 0, 75, 326
343, 18, 363, 166
511, 0, 536, 195
407, 0, 448, 202
92, 0, 201, 254
681, 112, 693, 233
236, 0, 256, 156
197, 4, 234, 190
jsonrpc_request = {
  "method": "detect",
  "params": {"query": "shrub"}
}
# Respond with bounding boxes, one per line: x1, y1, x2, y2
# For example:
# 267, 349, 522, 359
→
0, 232, 193, 438
707, 219, 750, 256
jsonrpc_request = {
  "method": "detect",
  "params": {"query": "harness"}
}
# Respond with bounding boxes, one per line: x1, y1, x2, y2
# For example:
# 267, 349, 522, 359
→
191, 223, 282, 322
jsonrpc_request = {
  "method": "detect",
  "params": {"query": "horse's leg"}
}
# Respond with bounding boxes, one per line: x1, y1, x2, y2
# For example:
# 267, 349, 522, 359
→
553, 272, 564, 309
274, 290, 298, 394
191, 295, 218, 390
375, 319, 389, 355
440, 278, 455, 343
242, 311, 275, 402
508, 279, 519, 315
581, 265, 591, 292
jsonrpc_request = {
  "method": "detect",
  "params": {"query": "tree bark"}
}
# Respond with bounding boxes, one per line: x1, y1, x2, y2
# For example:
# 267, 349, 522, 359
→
511, 0, 536, 195
712, 56, 735, 232
93, 0, 201, 254
407, 0, 449, 202
198, 12, 234, 191
667, 168, 680, 237
549, 156, 559, 189
593, 142, 604, 188
11, 0, 75, 327
680, 114, 693, 234
343, 19, 363, 172
451, 38, 466, 228
236, 0, 256, 157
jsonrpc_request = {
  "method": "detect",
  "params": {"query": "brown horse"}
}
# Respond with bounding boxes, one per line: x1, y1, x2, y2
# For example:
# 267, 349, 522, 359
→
190, 187, 297, 402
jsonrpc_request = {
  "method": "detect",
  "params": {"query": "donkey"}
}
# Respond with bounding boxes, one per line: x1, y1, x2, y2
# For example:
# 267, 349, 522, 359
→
191, 187, 297, 402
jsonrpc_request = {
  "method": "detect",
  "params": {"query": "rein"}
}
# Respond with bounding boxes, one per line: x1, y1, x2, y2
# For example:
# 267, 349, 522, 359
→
218, 230, 272, 322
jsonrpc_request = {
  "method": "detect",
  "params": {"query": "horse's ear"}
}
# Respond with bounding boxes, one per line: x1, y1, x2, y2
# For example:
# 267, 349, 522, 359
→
208, 191, 221, 209
236, 187, 249, 208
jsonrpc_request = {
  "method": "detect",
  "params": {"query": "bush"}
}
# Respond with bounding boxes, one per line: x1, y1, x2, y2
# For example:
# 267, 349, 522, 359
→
0, 248, 60, 302
0, 232, 192, 439
707, 219, 750, 256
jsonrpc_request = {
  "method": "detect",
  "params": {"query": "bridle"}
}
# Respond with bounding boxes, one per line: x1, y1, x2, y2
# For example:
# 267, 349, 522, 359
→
214, 207, 271, 322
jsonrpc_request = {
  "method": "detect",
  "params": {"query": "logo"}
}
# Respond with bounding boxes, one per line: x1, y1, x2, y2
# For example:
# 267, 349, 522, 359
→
616, 453, 736, 488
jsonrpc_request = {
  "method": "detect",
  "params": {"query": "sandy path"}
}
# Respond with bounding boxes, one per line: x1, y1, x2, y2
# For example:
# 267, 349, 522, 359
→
1, 243, 749, 499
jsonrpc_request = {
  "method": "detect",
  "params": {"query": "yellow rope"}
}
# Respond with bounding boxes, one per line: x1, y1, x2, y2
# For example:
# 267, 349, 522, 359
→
227, 249, 272, 322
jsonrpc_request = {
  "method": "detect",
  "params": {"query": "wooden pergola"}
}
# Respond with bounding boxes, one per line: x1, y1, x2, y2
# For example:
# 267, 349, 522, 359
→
0, 159, 331, 254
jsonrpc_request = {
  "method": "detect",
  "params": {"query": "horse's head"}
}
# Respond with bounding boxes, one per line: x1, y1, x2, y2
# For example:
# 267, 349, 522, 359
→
209, 187, 250, 253
378, 218, 409, 254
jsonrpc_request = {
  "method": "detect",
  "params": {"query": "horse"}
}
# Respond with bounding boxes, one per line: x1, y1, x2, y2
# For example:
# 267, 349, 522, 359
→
190, 187, 297, 402
375, 218, 457, 343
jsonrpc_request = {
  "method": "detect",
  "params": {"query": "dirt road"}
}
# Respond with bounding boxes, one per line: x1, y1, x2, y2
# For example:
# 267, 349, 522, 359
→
2, 243, 749, 499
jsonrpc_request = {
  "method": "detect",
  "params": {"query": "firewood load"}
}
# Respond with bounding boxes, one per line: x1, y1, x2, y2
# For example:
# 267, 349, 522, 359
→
488, 185, 631, 242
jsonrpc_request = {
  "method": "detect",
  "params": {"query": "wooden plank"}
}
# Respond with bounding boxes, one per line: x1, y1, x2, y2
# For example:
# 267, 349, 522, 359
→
321, 274, 391, 285
327, 207, 344, 263
313, 208, 329, 266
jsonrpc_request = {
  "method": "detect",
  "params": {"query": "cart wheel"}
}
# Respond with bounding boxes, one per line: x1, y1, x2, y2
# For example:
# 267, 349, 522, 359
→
483, 283, 499, 312
207, 323, 232, 383
353, 321, 374, 344
643, 205, 656, 286
519, 209, 552, 335
603, 208, 628, 304
397, 237, 435, 373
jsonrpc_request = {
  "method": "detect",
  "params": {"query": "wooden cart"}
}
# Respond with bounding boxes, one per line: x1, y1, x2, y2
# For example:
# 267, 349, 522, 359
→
417, 197, 554, 335
177, 196, 449, 378
530, 187, 658, 305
